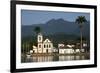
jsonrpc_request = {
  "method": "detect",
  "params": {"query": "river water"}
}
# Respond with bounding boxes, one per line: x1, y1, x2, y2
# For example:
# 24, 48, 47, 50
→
21, 55, 90, 63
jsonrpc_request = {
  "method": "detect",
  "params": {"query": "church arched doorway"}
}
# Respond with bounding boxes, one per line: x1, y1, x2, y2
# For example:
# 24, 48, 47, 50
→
46, 49, 48, 53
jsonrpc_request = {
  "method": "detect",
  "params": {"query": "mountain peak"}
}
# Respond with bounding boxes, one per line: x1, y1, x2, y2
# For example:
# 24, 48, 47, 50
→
46, 18, 67, 24
46, 19, 56, 24
56, 18, 65, 21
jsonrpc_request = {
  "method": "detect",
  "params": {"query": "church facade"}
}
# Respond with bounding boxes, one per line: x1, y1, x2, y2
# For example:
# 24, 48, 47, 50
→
33, 33, 53, 53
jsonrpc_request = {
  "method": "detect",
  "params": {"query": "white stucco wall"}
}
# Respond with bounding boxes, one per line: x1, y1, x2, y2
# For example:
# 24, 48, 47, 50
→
33, 49, 37, 53
59, 49, 74, 54
75, 49, 80, 53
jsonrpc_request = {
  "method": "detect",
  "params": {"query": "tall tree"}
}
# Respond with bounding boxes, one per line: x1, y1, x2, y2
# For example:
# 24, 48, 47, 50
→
34, 26, 41, 35
75, 16, 87, 52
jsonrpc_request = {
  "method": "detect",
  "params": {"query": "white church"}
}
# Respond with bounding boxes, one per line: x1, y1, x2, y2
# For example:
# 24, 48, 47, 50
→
31, 33, 87, 54
32, 33, 53, 53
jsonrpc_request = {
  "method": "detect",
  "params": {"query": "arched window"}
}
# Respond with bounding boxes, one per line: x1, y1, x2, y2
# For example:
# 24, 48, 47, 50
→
39, 37, 41, 40
44, 44, 45, 48
39, 44, 41, 48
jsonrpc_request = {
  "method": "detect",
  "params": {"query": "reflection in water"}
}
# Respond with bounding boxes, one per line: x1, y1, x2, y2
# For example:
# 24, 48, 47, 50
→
59, 56, 74, 61
34, 56, 53, 62
21, 55, 90, 63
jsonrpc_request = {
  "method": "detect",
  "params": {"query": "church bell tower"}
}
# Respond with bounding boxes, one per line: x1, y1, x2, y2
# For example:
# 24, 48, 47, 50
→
37, 33, 43, 53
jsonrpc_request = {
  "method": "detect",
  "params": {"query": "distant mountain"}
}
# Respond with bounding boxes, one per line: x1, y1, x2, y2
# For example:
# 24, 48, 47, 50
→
21, 18, 90, 39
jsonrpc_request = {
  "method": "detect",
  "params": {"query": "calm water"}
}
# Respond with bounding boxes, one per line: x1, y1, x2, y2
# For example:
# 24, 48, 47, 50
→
21, 55, 90, 63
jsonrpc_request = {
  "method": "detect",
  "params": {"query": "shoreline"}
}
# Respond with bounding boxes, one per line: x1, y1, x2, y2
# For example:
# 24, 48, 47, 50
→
31, 52, 90, 56
21, 52, 90, 57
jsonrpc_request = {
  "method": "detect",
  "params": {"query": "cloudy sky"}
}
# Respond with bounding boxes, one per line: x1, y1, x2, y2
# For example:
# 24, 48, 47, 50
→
21, 10, 90, 25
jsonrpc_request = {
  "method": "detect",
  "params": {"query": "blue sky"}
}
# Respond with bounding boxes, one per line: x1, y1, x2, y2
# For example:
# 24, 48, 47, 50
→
21, 10, 90, 25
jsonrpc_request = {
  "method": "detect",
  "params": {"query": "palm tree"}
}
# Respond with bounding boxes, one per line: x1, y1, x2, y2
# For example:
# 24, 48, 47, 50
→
75, 16, 87, 52
34, 26, 41, 53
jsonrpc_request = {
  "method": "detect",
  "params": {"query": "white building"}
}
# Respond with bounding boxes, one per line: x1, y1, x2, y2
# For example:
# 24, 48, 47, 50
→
58, 44, 75, 54
75, 49, 80, 53
58, 44, 65, 48
59, 48, 74, 54
83, 43, 87, 47
32, 45, 37, 53
33, 33, 53, 53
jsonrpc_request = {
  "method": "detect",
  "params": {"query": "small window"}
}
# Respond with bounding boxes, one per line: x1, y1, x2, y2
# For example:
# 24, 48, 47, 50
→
44, 45, 45, 48
39, 45, 41, 48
